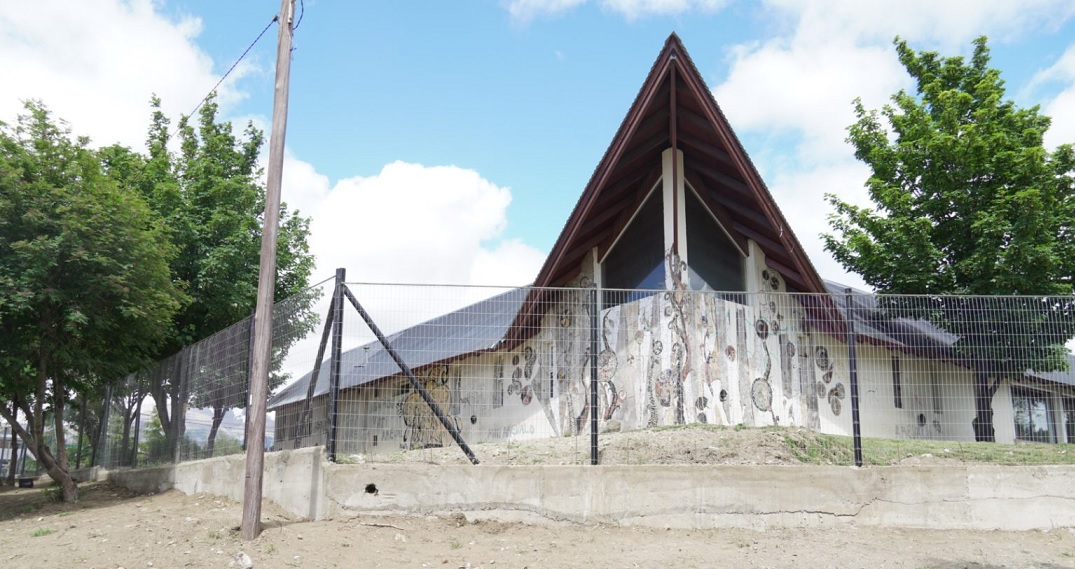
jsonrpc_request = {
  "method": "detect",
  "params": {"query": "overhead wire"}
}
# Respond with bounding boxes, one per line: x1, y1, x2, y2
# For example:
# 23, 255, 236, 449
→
186, 14, 280, 121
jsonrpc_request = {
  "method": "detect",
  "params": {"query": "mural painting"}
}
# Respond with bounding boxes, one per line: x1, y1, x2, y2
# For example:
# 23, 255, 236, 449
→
399, 364, 458, 449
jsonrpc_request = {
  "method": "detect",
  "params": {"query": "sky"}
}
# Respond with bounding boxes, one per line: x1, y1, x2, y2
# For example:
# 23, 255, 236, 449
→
3, 0, 1075, 293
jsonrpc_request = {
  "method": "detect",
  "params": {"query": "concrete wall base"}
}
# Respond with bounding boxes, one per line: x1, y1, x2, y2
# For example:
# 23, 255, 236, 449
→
101, 449, 1075, 531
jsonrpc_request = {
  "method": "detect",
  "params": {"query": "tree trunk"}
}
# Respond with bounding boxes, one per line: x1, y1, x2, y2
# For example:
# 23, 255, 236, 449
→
0, 398, 78, 501
53, 375, 69, 473
972, 369, 996, 442
206, 405, 226, 457
119, 402, 134, 467
6, 398, 18, 486
33, 352, 77, 501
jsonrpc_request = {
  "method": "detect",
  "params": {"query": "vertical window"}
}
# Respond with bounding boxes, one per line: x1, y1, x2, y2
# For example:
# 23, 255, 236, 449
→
602, 188, 665, 308
892, 356, 902, 409
685, 188, 745, 292
1064, 398, 1075, 444
1012, 387, 1056, 443
931, 370, 943, 415
493, 358, 504, 409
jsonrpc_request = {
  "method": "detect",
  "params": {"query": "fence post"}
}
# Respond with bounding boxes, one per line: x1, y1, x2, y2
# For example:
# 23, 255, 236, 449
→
130, 396, 143, 468
589, 285, 599, 466
327, 268, 346, 462
173, 347, 190, 464
243, 312, 256, 451
845, 289, 863, 467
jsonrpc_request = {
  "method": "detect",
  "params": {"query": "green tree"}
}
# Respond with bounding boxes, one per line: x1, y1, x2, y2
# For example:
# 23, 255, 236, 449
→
824, 37, 1075, 442
101, 95, 316, 458
0, 102, 184, 500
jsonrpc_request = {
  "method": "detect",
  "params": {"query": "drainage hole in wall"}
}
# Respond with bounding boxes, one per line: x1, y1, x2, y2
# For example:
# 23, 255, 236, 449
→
365, 483, 379, 495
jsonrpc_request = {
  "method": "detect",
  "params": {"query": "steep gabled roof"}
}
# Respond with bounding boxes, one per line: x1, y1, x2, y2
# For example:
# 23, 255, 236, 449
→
532, 33, 826, 294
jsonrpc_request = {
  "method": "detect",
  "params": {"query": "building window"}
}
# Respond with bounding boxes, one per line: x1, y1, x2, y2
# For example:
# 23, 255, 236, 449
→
1012, 386, 1056, 443
493, 358, 505, 409
602, 187, 664, 308
930, 370, 943, 415
1064, 398, 1075, 444
892, 356, 902, 409
685, 187, 745, 292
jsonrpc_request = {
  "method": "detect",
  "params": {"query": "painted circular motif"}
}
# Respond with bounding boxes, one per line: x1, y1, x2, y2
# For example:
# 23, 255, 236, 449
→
816, 381, 827, 399
785, 342, 796, 357
755, 319, 769, 340
598, 349, 618, 381
695, 396, 709, 410
719, 389, 728, 402
814, 346, 830, 370
725, 345, 736, 361
822, 370, 833, 384
751, 378, 773, 412
770, 320, 781, 334
830, 397, 842, 416
829, 382, 846, 400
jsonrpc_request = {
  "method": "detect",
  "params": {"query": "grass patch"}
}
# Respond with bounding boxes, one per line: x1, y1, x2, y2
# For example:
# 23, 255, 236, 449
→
653, 423, 728, 432
783, 431, 1075, 466
31, 527, 53, 537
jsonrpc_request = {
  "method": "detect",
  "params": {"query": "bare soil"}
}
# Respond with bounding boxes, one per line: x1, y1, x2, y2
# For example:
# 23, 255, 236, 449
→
2, 427, 1075, 568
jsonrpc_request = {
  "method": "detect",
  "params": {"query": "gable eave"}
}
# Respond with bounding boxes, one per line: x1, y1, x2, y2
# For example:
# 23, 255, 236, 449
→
533, 33, 829, 295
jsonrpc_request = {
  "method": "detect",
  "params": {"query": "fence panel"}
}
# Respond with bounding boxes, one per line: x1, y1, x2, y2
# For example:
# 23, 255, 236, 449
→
96, 281, 1075, 470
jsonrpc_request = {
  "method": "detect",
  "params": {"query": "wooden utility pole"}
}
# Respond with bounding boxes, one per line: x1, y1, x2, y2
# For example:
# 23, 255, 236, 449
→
241, 0, 296, 540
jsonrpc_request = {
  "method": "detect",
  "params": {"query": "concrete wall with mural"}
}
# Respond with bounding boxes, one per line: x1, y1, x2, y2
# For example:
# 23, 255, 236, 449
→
269, 238, 1070, 453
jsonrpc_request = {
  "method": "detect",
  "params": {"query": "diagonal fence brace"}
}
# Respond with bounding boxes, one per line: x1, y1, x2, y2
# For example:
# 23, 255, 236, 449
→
342, 285, 480, 465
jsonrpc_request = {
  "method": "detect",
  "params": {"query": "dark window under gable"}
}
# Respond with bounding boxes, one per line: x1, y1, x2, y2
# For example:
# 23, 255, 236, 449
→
685, 188, 744, 292
602, 186, 665, 308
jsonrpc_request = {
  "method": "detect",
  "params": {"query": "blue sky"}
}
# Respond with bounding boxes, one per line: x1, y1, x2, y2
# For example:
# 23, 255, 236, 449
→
3, 0, 1075, 290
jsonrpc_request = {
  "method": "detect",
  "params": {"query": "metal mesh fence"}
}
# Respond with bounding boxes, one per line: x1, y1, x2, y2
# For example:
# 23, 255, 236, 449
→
96, 281, 1075, 469
95, 277, 334, 469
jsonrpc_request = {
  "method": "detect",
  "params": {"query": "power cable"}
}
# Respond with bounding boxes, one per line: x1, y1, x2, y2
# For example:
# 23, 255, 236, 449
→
187, 14, 280, 121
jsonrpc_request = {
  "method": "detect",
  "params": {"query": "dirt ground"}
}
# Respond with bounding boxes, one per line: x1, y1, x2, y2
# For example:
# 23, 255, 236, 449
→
2, 427, 1075, 569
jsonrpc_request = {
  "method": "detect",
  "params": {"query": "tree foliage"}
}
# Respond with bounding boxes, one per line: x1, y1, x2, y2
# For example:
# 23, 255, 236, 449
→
100, 95, 317, 457
0, 102, 184, 499
824, 37, 1075, 441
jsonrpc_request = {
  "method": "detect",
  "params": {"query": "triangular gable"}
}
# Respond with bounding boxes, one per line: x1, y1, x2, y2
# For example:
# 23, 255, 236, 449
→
532, 33, 827, 294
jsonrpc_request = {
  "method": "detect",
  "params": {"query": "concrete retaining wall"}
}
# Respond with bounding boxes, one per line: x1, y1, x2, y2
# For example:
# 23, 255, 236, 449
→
102, 450, 1075, 531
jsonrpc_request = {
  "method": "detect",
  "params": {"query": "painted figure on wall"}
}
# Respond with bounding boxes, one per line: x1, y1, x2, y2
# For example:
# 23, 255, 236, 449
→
400, 364, 457, 449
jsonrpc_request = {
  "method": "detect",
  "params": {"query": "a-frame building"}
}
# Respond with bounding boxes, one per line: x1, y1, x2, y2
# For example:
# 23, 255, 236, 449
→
268, 34, 1075, 455
534, 33, 826, 299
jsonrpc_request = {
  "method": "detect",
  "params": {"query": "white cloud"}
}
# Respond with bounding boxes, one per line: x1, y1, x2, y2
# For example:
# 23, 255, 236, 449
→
308, 161, 546, 287
1029, 44, 1075, 148
714, 39, 906, 163
765, 162, 872, 291
710, 0, 1075, 286
599, 0, 728, 20
763, 0, 1075, 49
506, 0, 587, 23
1044, 87, 1075, 149
506, 0, 727, 23
0, 0, 250, 151
281, 149, 332, 219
